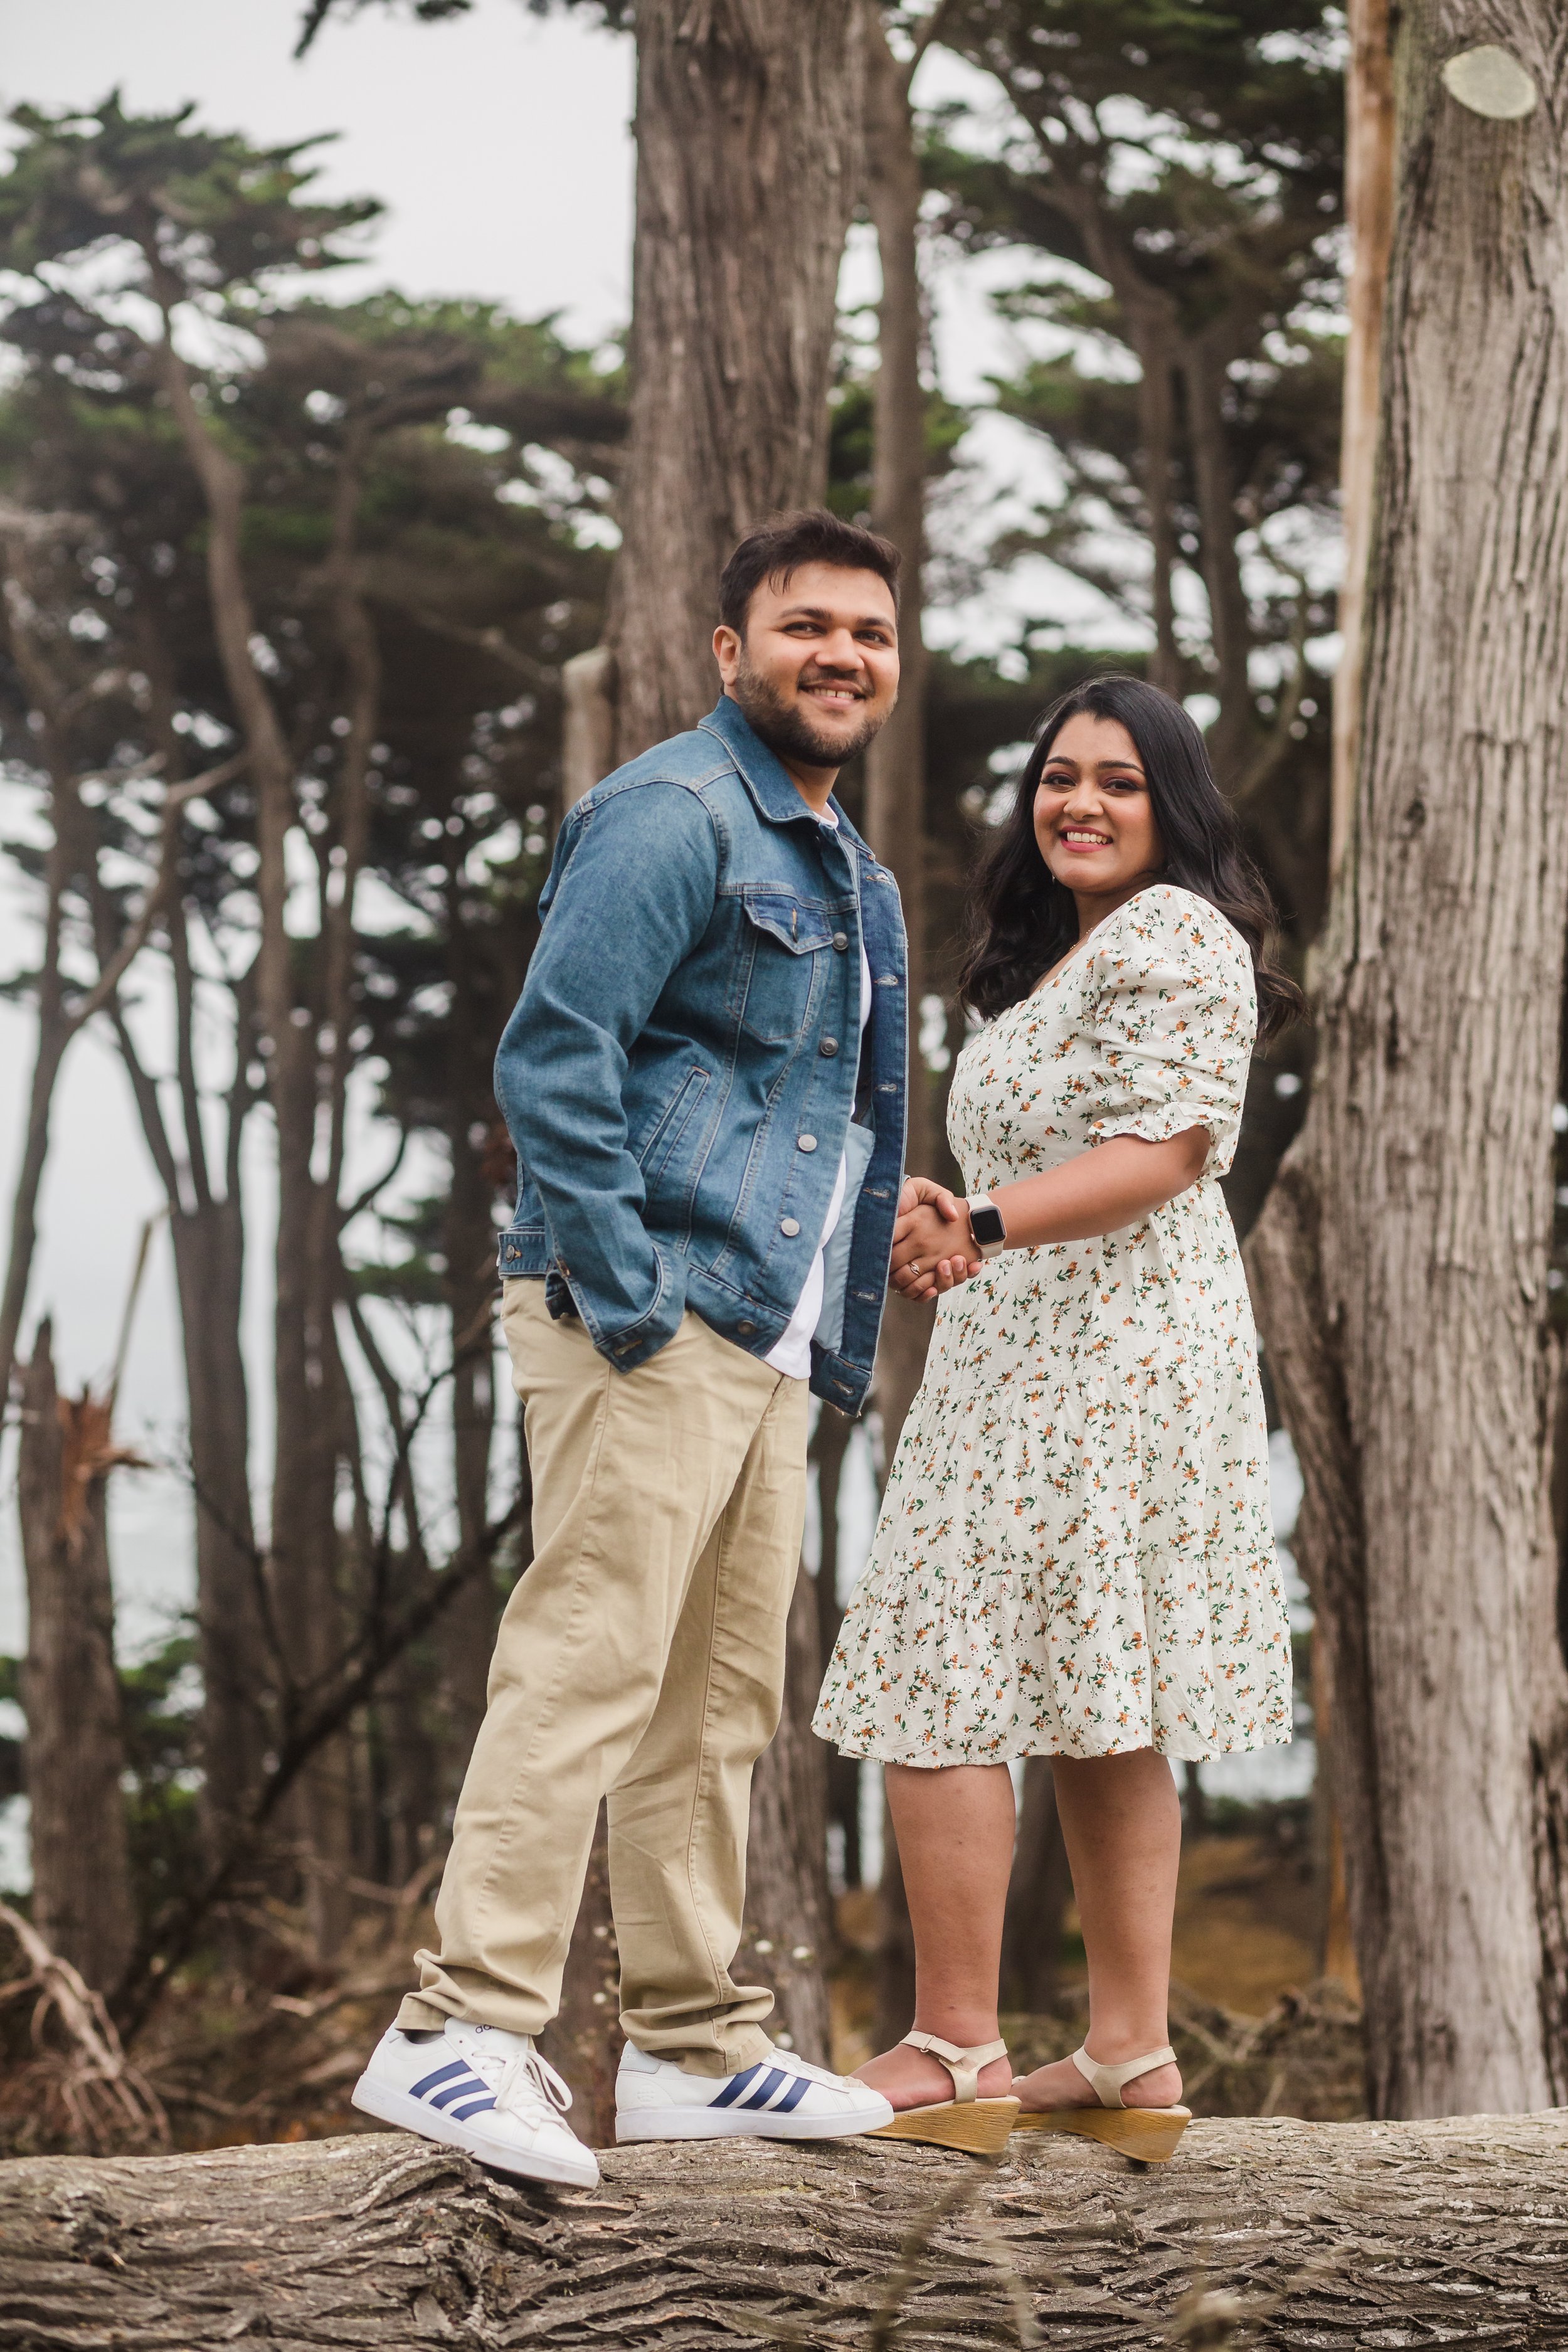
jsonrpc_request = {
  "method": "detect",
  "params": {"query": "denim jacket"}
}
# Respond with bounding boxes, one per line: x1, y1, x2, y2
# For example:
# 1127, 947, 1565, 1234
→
493, 695, 908, 1414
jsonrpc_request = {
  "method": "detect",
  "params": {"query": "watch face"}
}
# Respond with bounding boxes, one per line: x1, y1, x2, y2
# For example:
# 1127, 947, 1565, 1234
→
969, 1202, 1005, 1248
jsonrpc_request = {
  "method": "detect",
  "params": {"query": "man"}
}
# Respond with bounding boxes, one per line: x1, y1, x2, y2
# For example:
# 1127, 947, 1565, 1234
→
354, 511, 916, 2186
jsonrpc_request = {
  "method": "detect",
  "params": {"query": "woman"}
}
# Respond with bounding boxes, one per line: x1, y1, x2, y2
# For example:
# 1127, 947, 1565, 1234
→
815, 675, 1300, 2161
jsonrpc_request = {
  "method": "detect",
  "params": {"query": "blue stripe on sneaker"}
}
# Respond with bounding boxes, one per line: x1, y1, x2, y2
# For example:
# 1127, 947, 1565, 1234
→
773, 2074, 810, 2113
740, 2067, 787, 2110
428, 2074, 490, 2110
450, 2094, 497, 2120
410, 2058, 469, 2099
709, 2064, 763, 2109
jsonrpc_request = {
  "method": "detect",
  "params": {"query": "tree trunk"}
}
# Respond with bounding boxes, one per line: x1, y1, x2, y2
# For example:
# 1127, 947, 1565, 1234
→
1330, 0, 1397, 877
1248, 3, 1568, 2117
17, 1325, 136, 1998
1000, 1755, 1073, 2015
1181, 331, 1257, 783
862, 4, 935, 1466
13, 2116, 1568, 2346
1131, 307, 1182, 698
165, 1197, 268, 1844
154, 333, 356, 1955
608, 0, 865, 757
812, 1404, 861, 1890
744, 1559, 833, 2064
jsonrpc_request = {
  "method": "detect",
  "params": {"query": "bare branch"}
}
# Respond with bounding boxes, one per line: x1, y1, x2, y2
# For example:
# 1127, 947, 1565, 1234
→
61, 752, 251, 1044
338, 1128, 410, 1231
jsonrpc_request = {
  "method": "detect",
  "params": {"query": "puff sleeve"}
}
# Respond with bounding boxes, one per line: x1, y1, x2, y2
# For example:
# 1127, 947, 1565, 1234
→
1081, 886, 1256, 1176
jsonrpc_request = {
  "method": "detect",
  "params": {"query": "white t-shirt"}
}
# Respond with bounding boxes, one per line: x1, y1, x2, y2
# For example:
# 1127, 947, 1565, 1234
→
765, 809, 874, 1380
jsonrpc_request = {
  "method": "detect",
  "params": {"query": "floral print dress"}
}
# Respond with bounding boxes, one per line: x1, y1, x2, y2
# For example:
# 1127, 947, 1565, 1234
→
814, 883, 1291, 1767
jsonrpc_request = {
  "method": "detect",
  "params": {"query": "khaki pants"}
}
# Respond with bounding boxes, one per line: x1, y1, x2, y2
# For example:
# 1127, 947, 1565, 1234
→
398, 1283, 808, 2074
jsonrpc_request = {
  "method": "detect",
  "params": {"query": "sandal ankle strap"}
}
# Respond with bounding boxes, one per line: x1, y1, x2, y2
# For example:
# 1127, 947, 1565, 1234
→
902, 2030, 1009, 2105
1071, 2042, 1177, 2111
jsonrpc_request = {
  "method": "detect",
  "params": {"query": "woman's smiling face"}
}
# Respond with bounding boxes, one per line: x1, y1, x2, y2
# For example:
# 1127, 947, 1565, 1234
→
1032, 710, 1163, 902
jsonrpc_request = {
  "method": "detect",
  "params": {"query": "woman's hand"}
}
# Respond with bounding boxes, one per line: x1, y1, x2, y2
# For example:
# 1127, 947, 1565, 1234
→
891, 1178, 981, 1302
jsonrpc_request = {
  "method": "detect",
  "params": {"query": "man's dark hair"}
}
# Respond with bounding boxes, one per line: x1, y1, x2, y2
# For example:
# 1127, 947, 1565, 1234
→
718, 509, 901, 634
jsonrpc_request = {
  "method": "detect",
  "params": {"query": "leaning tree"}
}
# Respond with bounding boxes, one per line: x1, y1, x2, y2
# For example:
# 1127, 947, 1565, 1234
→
1249, 5, 1568, 2116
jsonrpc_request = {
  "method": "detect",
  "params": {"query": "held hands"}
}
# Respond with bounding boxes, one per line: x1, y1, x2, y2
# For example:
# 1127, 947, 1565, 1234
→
890, 1177, 982, 1303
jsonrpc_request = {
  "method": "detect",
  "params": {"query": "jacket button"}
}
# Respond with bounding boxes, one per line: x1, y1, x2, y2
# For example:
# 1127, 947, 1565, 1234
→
832, 931, 849, 951
736, 1320, 756, 1335
780, 1217, 802, 1237
819, 1037, 839, 1057
797, 1133, 818, 1152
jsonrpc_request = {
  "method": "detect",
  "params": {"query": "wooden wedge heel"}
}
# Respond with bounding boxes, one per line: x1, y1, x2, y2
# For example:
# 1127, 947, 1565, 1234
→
1010, 2043, 1190, 2164
866, 2032, 1021, 2156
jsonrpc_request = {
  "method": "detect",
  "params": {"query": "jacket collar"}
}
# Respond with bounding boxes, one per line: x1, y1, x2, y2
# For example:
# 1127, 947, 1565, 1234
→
697, 695, 872, 854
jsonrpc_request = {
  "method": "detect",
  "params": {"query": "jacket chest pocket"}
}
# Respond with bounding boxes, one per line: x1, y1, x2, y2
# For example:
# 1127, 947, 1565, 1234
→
736, 890, 837, 1044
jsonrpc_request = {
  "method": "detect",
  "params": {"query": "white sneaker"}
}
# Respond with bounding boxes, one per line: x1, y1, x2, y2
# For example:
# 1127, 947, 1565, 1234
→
352, 2020, 599, 2188
615, 2042, 895, 2143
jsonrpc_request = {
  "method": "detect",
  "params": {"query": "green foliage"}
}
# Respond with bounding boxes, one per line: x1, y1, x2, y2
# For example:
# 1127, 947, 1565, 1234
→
0, 90, 378, 296
919, 0, 1344, 936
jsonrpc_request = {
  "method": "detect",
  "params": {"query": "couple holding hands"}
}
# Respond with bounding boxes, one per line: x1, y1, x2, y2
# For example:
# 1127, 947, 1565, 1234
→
352, 509, 1295, 2188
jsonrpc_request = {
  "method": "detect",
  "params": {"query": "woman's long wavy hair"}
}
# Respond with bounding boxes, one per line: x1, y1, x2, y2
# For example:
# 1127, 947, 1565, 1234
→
956, 675, 1303, 1041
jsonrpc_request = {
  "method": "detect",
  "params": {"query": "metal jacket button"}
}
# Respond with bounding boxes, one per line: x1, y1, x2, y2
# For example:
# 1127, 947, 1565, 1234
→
736, 1319, 756, 1334
780, 1217, 802, 1237
819, 1037, 839, 1057
797, 1133, 818, 1152
832, 931, 849, 951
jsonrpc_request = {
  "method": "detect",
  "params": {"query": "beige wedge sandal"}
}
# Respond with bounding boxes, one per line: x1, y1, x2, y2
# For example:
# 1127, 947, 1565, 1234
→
867, 2032, 1021, 2155
1010, 2043, 1190, 2163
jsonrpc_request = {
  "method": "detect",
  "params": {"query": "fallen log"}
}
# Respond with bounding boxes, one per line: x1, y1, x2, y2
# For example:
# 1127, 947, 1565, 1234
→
3, 2112, 1567, 2349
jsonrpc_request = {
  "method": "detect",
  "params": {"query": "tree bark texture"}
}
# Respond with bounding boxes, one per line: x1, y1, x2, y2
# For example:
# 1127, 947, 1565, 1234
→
609, 0, 865, 758
1329, 0, 1397, 877
17, 1327, 136, 1998
744, 1559, 833, 2065
9, 2115, 1568, 2348
1247, 3, 1568, 2118
862, 5, 935, 1475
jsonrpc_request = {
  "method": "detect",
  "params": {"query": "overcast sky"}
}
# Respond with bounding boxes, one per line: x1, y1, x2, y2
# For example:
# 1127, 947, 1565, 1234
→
3, 0, 637, 337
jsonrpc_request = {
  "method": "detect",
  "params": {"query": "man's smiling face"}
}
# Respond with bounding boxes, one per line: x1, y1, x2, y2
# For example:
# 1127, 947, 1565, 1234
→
714, 560, 900, 778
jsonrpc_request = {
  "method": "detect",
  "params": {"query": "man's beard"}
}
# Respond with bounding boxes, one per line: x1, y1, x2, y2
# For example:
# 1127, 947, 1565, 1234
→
729, 652, 891, 770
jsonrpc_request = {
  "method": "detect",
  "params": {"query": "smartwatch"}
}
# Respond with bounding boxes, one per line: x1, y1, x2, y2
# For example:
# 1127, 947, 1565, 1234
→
967, 1194, 1007, 1259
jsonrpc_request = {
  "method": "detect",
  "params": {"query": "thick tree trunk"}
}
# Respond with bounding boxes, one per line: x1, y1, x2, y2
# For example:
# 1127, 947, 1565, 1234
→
11, 2117, 1568, 2346
744, 1560, 833, 2064
18, 1326, 135, 1998
1330, 0, 1397, 877
608, 0, 865, 756
1248, 4, 1568, 2117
